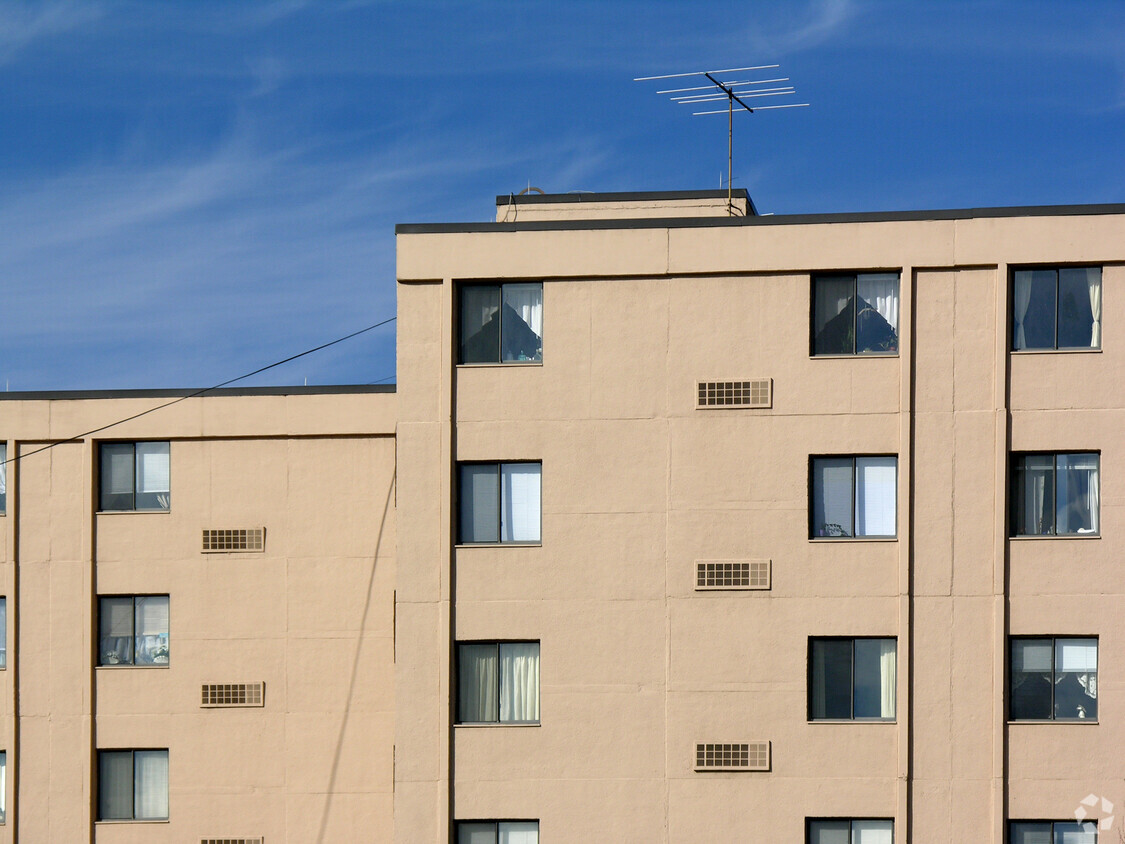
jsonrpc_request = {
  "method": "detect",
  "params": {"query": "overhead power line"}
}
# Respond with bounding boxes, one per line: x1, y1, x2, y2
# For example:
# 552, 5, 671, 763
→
2, 315, 397, 467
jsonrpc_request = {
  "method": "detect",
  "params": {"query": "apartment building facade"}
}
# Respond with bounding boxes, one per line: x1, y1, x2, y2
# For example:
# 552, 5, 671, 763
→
0, 189, 1121, 842
0, 386, 397, 842
394, 190, 1125, 843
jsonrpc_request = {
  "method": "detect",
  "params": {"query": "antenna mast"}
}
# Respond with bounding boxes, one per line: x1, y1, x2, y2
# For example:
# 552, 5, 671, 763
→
635, 65, 809, 216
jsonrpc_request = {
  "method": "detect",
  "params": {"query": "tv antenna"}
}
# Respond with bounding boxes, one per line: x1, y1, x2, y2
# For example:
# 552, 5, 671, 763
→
634, 65, 808, 215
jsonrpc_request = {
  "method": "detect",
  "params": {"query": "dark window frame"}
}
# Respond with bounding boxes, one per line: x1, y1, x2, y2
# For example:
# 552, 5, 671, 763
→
809, 454, 898, 539
1008, 636, 1098, 722
454, 820, 541, 843
810, 272, 901, 357
456, 461, 542, 545
97, 594, 170, 668
98, 441, 171, 512
455, 640, 541, 725
808, 637, 898, 722
1008, 820, 1099, 843
96, 748, 169, 821
1009, 451, 1100, 537
458, 281, 544, 365
806, 817, 895, 843
1010, 265, 1102, 351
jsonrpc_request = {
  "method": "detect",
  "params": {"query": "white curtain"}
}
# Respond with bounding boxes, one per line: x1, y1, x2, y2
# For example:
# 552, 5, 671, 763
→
0, 442, 6, 504
499, 822, 539, 844
1087, 268, 1102, 348
500, 643, 540, 722
0, 751, 6, 823
1013, 272, 1034, 349
459, 644, 498, 722
855, 457, 897, 537
1014, 640, 1053, 673
503, 283, 543, 339
813, 458, 854, 536
852, 820, 894, 844
857, 273, 900, 334
1056, 639, 1097, 674
501, 464, 541, 542
0, 598, 7, 669
1056, 453, 1099, 534
133, 750, 168, 820
880, 640, 897, 719
135, 596, 169, 665
460, 465, 500, 543
136, 442, 169, 494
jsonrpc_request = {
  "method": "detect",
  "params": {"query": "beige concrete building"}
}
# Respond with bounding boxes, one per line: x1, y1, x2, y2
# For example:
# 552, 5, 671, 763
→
395, 190, 1125, 844
1, 188, 1123, 842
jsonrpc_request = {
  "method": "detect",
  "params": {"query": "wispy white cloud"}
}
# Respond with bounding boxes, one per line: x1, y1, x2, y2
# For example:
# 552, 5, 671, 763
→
0, 0, 105, 64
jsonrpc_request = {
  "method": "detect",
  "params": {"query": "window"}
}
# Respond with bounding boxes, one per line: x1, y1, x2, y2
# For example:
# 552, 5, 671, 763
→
99, 596, 169, 666
460, 283, 543, 363
808, 819, 894, 843
457, 642, 540, 724
810, 456, 897, 538
1010, 821, 1097, 843
812, 273, 899, 355
0, 598, 7, 669
1010, 638, 1097, 721
457, 821, 539, 843
99, 441, 170, 511
458, 462, 541, 544
97, 749, 168, 821
810, 638, 896, 720
1011, 452, 1099, 536
0, 752, 6, 824
1012, 267, 1101, 350
0, 442, 6, 514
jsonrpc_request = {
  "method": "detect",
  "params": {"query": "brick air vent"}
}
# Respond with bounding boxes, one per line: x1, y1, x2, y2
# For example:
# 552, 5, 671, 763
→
202, 528, 265, 553
201, 683, 265, 708
697, 379, 771, 409
695, 560, 771, 591
201, 840, 263, 844
695, 741, 770, 772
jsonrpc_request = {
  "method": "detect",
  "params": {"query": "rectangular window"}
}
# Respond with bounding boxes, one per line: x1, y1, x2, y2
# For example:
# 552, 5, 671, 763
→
1012, 267, 1101, 350
99, 596, 169, 666
458, 462, 541, 544
1010, 637, 1097, 721
811, 456, 897, 538
457, 821, 539, 843
1010, 821, 1097, 843
808, 819, 894, 843
0, 752, 6, 824
0, 442, 6, 514
99, 442, 170, 511
0, 598, 7, 669
812, 273, 900, 355
810, 638, 896, 720
460, 282, 543, 363
1011, 452, 1099, 536
97, 749, 168, 821
457, 642, 540, 724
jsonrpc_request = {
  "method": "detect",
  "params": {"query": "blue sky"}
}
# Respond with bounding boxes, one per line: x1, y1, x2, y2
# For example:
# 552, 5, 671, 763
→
2, 0, 1123, 390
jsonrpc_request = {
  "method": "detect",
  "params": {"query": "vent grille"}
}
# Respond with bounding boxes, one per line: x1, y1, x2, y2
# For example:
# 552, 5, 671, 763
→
201, 683, 264, 708
202, 840, 263, 844
697, 379, 771, 409
202, 528, 265, 553
696, 560, 771, 590
695, 741, 770, 772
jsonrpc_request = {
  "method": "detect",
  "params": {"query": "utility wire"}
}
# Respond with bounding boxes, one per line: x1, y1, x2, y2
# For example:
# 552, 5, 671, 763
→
2, 315, 396, 467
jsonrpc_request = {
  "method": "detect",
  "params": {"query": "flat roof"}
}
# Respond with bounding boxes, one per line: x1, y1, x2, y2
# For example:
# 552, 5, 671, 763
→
494, 189, 750, 205
397, 201, 1125, 235
0, 384, 395, 401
